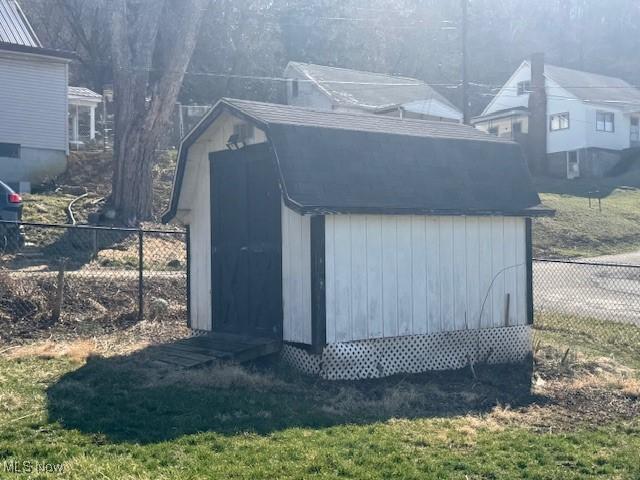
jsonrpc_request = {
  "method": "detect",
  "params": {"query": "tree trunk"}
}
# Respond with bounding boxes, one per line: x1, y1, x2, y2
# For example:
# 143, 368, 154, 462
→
111, 120, 159, 222
109, 0, 208, 224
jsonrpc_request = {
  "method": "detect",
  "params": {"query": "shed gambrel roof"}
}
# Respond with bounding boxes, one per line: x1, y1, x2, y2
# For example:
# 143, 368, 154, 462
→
287, 62, 461, 115
163, 99, 551, 222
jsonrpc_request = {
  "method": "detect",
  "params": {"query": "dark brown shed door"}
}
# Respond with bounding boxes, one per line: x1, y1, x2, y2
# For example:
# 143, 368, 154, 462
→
210, 144, 283, 339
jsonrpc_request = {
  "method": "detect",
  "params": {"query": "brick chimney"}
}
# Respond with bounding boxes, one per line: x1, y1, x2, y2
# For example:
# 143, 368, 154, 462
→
527, 52, 547, 175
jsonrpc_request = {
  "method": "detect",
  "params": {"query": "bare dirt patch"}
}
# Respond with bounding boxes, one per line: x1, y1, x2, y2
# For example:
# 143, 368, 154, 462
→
489, 346, 640, 432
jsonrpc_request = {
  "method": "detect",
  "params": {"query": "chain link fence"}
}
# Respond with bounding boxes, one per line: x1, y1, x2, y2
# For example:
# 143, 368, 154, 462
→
533, 258, 640, 366
0, 221, 187, 343
2, 219, 640, 367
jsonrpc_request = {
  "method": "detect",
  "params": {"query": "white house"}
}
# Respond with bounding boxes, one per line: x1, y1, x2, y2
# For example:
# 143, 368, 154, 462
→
472, 55, 640, 178
284, 62, 463, 123
163, 98, 552, 380
0, 0, 73, 191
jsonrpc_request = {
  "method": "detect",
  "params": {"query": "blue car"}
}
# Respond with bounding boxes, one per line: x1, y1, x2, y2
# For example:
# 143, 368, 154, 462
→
0, 180, 24, 250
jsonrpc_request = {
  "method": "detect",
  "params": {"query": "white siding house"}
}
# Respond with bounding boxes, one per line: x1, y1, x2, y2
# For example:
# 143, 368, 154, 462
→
0, 0, 72, 189
472, 58, 640, 178
164, 98, 551, 379
284, 62, 463, 122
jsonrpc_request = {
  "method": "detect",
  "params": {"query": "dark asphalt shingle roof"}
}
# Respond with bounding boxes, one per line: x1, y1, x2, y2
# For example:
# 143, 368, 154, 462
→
287, 62, 461, 114
163, 98, 550, 222
268, 124, 542, 215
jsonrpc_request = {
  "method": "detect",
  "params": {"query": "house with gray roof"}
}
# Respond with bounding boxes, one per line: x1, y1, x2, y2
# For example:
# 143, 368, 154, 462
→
472, 56, 640, 178
0, 0, 74, 190
284, 62, 463, 123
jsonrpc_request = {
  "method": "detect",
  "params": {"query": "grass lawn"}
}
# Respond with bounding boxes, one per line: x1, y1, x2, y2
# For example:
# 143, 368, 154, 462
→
535, 313, 640, 370
0, 317, 639, 479
533, 171, 640, 259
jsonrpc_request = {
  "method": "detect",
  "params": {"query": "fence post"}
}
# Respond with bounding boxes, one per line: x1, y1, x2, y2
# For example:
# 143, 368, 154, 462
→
526, 218, 533, 325
51, 260, 66, 323
138, 230, 144, 321
186, 226, 191, 329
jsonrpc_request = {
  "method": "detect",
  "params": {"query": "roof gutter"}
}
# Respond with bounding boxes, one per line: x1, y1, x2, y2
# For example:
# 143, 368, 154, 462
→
0, 41, 76, 61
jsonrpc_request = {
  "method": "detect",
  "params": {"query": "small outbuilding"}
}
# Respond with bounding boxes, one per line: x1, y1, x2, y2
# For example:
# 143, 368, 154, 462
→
163, 98, 552, 380
68, 86, 102, 148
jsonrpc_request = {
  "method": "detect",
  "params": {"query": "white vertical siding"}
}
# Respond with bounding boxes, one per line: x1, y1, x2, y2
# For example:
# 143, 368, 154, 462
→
324, 215, 527, 342
187, 143, 211, 331
0, 55, 68, 151
281, 204, 312, 344
380, 218, 398, 338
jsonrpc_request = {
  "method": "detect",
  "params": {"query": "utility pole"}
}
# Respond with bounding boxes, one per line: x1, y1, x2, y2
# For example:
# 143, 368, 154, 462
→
461, 0, 470, 124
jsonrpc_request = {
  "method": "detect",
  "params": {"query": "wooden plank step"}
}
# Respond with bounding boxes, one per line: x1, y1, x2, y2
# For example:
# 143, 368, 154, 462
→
159, 353, 211, 368
159, 343, 233, 357
158, 347, 221, 363
172, 340, 251, 354
150, 333, 282, 368
182, 336, 261, 349
232, 341, 282, 363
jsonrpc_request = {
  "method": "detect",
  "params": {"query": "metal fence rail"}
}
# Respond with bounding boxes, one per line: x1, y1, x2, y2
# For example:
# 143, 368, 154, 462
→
0, 221, 187, 343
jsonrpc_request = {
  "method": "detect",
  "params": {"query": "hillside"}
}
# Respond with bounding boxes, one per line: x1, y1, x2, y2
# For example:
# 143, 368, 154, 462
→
533, 170, 640, 259
23, 150, 177, 227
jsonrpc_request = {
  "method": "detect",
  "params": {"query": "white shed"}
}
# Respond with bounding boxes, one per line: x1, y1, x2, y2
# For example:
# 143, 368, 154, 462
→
163, 98, 552, 380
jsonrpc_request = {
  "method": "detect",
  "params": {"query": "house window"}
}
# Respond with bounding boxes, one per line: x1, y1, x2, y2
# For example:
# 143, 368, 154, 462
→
292, 79, 299, 98
550, 113, 570, 131
517, 80, 531, 96
488, 126, 499, 136
596, 111, 615, 132
0, 143, 20, 158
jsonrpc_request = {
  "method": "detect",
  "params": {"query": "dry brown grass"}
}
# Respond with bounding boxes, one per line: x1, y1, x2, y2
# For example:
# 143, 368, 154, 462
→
0, 273, 188, 346
0, 390, 24, 414
8, 339, 98, 362
2, 315, 189, 361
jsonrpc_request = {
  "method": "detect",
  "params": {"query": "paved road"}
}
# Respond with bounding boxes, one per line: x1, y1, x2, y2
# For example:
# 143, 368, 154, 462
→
534, 251, 640, 326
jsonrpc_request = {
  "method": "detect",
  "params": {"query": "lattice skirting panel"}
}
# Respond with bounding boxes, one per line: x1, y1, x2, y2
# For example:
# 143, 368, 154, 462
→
282, 325, 533, 380
189, 329, 210, 337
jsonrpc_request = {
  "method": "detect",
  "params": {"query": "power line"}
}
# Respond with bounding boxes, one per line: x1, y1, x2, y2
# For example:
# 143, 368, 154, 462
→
113, 65, 640, 91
